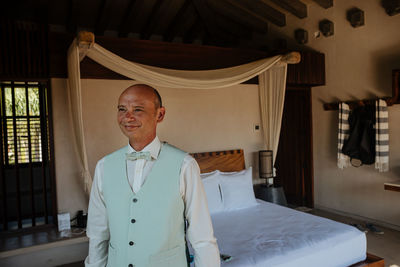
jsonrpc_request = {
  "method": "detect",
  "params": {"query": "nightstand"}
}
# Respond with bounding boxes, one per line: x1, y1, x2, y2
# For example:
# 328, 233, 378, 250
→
253, 184, 287, 206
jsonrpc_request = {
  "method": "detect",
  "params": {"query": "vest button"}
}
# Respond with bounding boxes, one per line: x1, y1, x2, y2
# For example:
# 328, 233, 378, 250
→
129, 241, 134, 246
132, 198, 138, 203
131, 219, 136, 223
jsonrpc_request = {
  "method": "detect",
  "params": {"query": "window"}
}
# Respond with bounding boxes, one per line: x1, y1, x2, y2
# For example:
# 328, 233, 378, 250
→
0, 81, 56, 231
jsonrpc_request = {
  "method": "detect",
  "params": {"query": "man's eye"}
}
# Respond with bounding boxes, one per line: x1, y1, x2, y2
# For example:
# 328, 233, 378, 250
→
134, 109, 143, 112
118, 108, 126, 112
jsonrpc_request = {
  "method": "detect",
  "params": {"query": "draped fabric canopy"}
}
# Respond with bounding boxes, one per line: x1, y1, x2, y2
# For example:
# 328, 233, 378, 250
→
67, 32, 299, 193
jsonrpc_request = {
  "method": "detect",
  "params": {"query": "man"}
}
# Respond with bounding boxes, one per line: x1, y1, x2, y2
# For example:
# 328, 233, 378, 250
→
85, 84, 220, 267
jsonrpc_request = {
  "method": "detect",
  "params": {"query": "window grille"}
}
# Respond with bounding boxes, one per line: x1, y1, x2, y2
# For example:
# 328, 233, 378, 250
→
0, 81, 56, 231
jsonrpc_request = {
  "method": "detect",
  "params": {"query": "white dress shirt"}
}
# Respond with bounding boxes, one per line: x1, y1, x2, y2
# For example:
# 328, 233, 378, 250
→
85, 137, 220, 267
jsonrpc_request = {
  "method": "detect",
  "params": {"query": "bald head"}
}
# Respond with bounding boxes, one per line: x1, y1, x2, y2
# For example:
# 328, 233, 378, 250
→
120, 84, 162, 109
117, 84, 166, 151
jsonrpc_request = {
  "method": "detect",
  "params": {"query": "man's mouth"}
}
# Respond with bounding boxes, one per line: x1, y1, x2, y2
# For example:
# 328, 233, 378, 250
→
124, 124, 140, 130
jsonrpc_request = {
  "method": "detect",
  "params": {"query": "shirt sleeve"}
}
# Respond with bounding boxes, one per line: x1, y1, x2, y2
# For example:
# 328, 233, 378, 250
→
85, 158, 110, 267
180, 155, 221, 267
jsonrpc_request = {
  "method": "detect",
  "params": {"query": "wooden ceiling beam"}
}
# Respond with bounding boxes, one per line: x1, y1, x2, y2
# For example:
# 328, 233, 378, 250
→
118, 0, 137, 37
203, 34, 236, 47
192, 0, 237, 45
233, 0, 286, 27
152, 0, 186, 37
141, 0, 164, 39
193, 0, 252, 40
164, 1, 197, 42
1, 1, 49, 24
130, 0, 158, 34
268, 0, 307, 19
203, 0, 256, 39
213, 14, 252, 39
66, 0, 79, 34
207, 0, 268, 33
183, 18, 205, 44
141, 0, 186, 40
94, 0, 113, 35
118, 0, 158, 37
311, 0, 333, 9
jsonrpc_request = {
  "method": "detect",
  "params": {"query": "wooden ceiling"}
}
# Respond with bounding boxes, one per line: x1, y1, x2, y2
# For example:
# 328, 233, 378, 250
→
2, 0, 333, 50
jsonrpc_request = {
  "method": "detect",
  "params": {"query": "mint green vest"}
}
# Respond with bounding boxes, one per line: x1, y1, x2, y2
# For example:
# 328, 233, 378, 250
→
102, 143, 187, 267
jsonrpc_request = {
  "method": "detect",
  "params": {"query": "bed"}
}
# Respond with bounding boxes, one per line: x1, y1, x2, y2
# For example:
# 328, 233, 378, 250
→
191, 149, 384, 267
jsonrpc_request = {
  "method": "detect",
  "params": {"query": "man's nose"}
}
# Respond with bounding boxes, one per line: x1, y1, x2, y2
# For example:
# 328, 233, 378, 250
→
125, 110, 136, 120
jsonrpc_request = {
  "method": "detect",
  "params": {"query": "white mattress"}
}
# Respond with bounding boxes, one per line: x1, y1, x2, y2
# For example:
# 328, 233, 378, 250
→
211, 200, 366, 267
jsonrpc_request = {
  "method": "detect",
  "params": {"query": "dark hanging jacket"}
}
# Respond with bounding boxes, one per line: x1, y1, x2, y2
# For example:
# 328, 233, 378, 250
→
342, 104, 375, 165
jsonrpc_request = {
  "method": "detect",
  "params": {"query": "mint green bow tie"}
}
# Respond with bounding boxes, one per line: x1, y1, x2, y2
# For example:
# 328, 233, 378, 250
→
126, 151, 152, 161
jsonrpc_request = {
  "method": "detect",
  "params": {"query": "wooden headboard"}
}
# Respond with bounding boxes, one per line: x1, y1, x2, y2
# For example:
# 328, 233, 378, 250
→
190, 149, 245, 173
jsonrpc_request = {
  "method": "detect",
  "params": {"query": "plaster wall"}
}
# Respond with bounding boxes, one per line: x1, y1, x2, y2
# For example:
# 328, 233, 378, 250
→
269, 0, 400, 227
51, 79, 264, 215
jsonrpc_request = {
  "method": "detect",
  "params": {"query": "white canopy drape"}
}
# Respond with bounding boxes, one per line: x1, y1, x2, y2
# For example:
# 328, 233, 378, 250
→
259, 65, 287, 177
67, 33, 298, 193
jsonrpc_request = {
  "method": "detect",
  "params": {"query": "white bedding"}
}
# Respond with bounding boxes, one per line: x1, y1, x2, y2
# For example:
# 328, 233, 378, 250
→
211, 200, 366, 267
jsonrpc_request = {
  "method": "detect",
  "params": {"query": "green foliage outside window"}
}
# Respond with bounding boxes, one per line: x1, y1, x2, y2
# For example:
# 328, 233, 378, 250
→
2, 85, 42, 164
4, 87, 40, 116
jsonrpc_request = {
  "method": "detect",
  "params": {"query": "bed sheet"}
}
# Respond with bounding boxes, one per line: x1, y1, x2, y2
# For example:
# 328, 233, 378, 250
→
211, 200, 366, 267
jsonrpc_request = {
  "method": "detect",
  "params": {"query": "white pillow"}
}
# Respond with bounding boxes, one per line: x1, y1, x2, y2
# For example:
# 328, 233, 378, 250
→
200, 170, 219, 179
218, 167, 258, 211
201, 174, 223, 214
218, 169, 245, 176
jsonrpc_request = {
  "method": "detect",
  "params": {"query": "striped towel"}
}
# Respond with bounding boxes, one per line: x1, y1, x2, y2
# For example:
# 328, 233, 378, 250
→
375, 99, 389, 172
338, 102, 350, 169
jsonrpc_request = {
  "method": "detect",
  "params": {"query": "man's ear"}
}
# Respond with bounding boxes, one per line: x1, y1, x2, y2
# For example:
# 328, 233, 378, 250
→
157, 107, 166, 123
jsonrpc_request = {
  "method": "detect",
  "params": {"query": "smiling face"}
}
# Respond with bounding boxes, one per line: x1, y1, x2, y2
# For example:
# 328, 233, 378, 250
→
117, 85, 165, 151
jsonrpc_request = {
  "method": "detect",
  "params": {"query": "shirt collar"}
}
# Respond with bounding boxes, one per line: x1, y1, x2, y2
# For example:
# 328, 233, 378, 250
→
127, 136, 161, 160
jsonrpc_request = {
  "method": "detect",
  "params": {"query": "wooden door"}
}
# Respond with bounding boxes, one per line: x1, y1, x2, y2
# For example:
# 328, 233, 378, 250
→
275, 87, 313, 207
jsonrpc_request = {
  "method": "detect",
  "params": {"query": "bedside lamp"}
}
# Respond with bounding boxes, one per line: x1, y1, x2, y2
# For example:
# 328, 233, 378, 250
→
255, 150, 287, 206
259, 150, 273, 186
